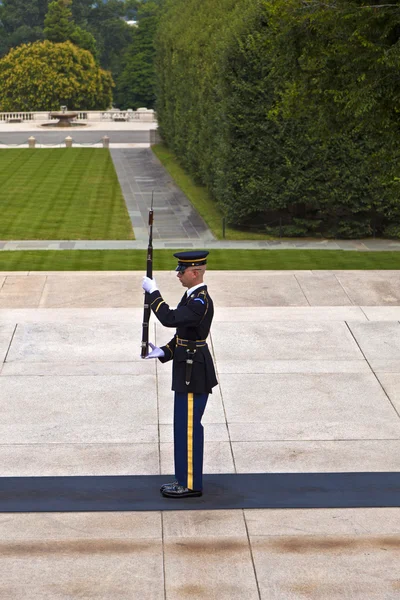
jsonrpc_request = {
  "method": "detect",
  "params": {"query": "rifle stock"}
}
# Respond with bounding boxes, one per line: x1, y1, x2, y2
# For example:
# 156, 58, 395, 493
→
141, 193, 154, 358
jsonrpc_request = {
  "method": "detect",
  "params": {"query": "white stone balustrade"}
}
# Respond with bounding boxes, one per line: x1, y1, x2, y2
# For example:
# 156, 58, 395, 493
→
0, 109, 156, 123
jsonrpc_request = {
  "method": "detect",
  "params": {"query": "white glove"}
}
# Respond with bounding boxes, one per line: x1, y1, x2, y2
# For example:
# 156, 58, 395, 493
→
144, 342, 165, 360
142, 276, 158, 294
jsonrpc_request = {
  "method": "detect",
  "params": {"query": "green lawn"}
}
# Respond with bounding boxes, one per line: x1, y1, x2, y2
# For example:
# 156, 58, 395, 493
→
0, 249, 399, 270
0, 149, 134, 240
152, 144, 272, 240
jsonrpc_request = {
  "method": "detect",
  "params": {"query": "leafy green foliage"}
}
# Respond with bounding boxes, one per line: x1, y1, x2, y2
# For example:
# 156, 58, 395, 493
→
0, 0, 48, 49
0, 1, 136, 102
156, 0, 400, 238
0, 40, 113, 110
115, 1, 162, 109
44, 0, 97, 56
44, 0, 75, 42
86, 0, 135, 87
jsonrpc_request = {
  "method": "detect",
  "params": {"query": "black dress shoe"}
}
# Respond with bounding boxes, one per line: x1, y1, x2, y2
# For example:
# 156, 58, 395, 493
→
161, 484, 202, 498
159, 480, 179, 492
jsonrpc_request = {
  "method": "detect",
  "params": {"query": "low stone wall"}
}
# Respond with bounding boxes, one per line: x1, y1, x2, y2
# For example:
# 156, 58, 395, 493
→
0, 109, 156, 123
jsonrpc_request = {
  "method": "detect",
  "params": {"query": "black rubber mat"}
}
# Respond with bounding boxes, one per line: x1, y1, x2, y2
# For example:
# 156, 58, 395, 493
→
0, 473, 399, 512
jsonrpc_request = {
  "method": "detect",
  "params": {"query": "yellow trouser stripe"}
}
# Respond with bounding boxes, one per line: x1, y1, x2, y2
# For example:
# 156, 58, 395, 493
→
187, 393, 194, 490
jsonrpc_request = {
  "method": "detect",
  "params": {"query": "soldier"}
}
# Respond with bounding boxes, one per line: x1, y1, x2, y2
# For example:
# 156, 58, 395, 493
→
142, 250, 218, 498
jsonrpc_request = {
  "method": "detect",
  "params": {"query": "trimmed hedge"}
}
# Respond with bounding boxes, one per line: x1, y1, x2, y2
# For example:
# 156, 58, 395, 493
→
155, 0, 400, 238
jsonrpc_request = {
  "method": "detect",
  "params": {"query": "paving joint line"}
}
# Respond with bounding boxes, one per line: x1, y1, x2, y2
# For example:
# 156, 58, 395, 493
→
243, 509, 262, 600
3, 323, 17, 364
333, 272, 355, 305
345, 321, 400, 422
209, 331, 238, 474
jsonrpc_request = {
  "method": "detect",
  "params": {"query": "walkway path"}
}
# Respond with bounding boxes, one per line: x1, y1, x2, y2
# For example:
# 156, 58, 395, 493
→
110, 148, 215, 242
2, 238, 400, 251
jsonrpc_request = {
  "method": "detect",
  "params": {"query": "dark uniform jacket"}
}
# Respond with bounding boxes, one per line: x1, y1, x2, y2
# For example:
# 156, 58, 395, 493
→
149, 285, 218, 394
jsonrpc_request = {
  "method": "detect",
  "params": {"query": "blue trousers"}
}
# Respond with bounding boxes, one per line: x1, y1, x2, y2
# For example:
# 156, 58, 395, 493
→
173, 392, 208, 491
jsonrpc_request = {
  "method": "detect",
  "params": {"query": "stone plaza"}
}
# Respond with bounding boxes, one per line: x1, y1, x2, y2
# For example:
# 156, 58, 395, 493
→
0, 270, 400, 598
0, 116, 399, 599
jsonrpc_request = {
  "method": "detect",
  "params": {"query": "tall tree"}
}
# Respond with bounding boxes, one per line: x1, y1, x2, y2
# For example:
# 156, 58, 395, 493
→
115, 1, 162, 108
86, 0, 134, 76
0, 40, 113, 110
0, 0, 49, 50
44, 0, 74, 42
155, 0, 400, 237
44, 0, 97, 56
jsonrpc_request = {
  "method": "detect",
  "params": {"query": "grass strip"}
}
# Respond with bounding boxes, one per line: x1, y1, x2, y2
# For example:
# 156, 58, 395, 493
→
151, 144, 271, 240
0, 148, 133, 240
0, 249, 399, 271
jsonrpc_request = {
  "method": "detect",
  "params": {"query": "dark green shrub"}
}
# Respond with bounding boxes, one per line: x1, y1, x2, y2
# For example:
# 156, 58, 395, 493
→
155, 0, 400, 238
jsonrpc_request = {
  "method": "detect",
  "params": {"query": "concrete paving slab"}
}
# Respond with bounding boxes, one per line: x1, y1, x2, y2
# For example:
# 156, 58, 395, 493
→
226, 417, 400, 441
160, 442, 235, 474
244, 507, 400, 536
3, 271, 400, 309
217, 359, 370, 374
212, 321, 363, 362
295, 272, 353, 305
0, 307, 143, 323
335, 271, 400, 305
205, 272, 309, 306
0, 323, 15, 363
374, 373, 400, 416
6, 322, 143, 363
1, 360, 152, 376
34, 271, 182, 309
0, 537, 164, 600
213, 306, 367, 321
347, 321, 400, 361
250, 534, 400, 600
0, 375, 157, 443
369, 359, 400, 372
232, 440, 400, 472
0, 306, 369, 325
163, 509, 247, 537
0, 443, 160, 476
219, 373, 400, 439
164, 536, 259, 600
361, 306, 400, 320
0, 511, 162, 540
39, 274, 142, 308
0, 275, 46, 308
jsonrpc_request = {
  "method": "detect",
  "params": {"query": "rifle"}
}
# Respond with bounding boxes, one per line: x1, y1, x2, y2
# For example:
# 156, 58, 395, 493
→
141, 192, 154, 358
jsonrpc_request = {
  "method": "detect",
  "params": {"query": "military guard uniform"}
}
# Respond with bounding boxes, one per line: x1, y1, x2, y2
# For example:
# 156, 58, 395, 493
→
146, 251, 218, 498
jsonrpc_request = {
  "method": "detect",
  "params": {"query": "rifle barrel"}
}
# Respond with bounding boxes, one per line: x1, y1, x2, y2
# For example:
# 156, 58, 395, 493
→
141, 194, 154, 358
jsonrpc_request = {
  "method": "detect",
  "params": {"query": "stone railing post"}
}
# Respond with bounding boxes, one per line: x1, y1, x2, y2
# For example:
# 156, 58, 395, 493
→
65, 136, 73, 148
28, 136, 36, 149
102, 135, 110, 148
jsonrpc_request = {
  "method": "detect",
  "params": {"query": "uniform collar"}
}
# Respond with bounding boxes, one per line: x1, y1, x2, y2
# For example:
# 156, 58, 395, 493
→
186, 283, 206, 297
